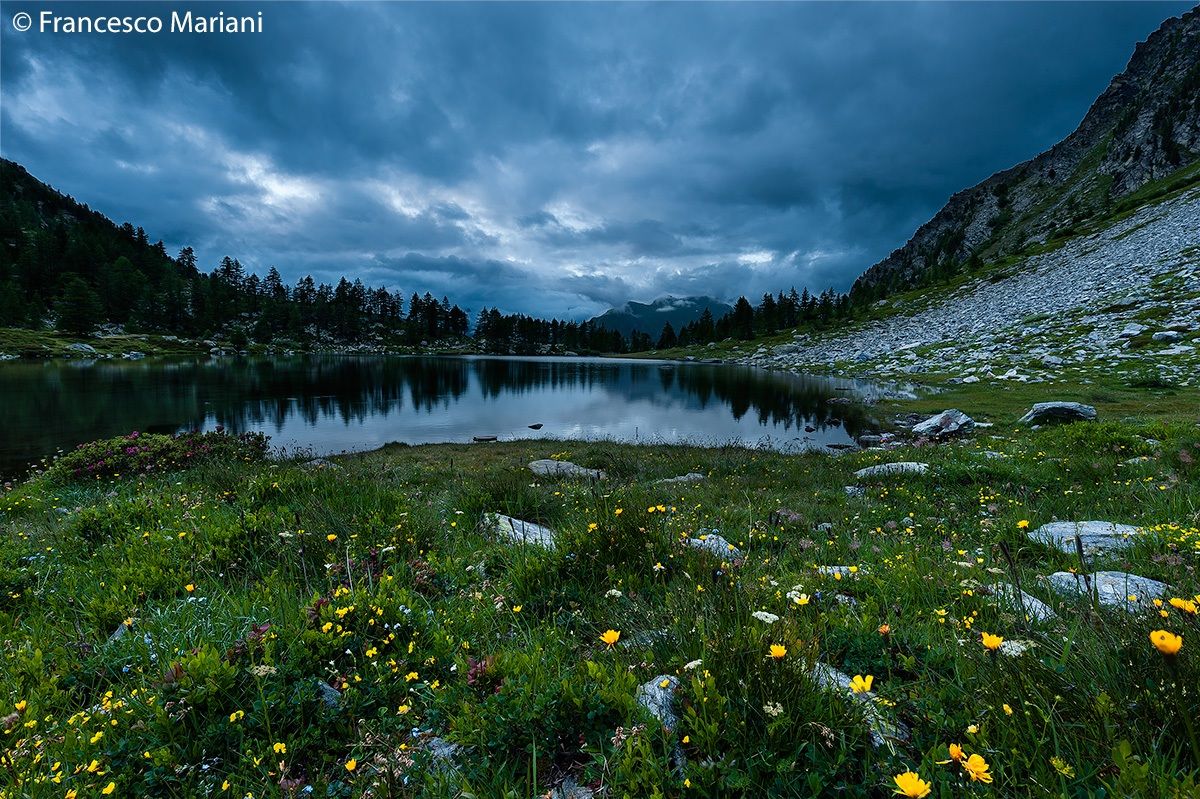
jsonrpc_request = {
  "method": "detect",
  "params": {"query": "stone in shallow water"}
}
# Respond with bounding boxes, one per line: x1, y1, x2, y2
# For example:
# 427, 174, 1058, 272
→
1028, 521, 1142, 556
528, 459, 606, 480
482, 513, 556, 550
853, 462, 928, 480
990, 583, 1057, 622
1017, 402, 1097, 425
1043, 570, 1169, 611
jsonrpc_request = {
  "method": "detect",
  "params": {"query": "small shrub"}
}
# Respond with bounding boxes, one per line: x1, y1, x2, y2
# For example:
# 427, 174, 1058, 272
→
45, 429, 269, 482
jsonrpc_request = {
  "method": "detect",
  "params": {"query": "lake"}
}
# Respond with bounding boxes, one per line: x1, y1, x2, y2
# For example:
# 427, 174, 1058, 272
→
0, 355, 893, 478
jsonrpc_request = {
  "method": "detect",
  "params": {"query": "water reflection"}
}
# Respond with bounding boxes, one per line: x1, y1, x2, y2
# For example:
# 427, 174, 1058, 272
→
0, 356, 893, 477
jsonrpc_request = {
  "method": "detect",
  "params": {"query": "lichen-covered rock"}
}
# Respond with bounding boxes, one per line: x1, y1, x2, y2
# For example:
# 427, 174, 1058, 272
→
990, 583, 1057, 623
854, 462, 928, 480
656, 472, 706, 485
529, 459, 606, 480
1043, 570, 1169, 611
482, 513, 556, 550
685, 532, 741, 559
912, 409, 975, 438
636, 675, 680, 731
1018, 402, 1097, 425
1027, 521, 1141, 556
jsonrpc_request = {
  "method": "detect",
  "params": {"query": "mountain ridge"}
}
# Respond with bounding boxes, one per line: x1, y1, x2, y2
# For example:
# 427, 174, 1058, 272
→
589, 295, 734, 338
852, 5, 1200, 297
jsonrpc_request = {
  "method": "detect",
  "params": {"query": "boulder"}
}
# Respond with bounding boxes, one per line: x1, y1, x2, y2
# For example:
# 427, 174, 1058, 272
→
636, 675, 680, 731
1119, 323, 1147, 338
66, 342, 98, 355
656, 472, 706, 485
912, 409, 975, 438
529, 459, 606, 480
482, 513, 556, 550
685, 532, 741, 560
853, 462, 928, 480
1043, 570, 1169, 611
990, 583, 1057, 623
1027, 521, 1141, 556
810, 663, 909, 750
1017, 402, 1097, 425
1152, 330, 1183, 343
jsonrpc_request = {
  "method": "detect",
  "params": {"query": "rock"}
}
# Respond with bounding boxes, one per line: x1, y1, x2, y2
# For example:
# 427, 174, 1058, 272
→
1119, 322, 1147, 338
810, 663, 909, 750
857, 434, 882, 447
1152, 330, 1183, 343
636, 675, 680, 731
1017, 402, 1097, 425
844, 486, 866, 498
66, 342, 98, 355
1043, 570, 1169, 611
528, 459, 606, 480
482, 513, 556, 550
990, 583, 1057, 622
1027, 521, 1142, 556
685, 532, 742, 560
854, 462, 928, 480
549, 778, 595, 799
961, 375, 980, 384
656, 472, 706, 485
313, 679, 342, 708
123, 351, 145, 360
1163, 319, 1193, 332
912, 409, 975, 438
817, 565, 865, 578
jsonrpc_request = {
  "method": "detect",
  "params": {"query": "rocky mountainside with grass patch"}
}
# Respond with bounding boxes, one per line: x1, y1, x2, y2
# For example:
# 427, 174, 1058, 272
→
749, 184, 1200, 387
853, 6, 1200, 296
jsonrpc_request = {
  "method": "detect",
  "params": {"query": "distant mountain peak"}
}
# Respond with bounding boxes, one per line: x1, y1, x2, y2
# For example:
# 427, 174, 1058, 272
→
591, 295, 733, 337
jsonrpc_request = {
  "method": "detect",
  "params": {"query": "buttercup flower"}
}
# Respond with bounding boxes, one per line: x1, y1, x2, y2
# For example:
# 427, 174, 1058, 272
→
892, 770, 932, 798
850, 674, 874, 694
1150, 629, 1182, 656
600, 629, 621, 647
963, 753, 993, 783
345, 758, 357, 772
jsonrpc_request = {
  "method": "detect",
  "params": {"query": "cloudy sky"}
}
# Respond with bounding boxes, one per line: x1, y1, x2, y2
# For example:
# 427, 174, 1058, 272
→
1, 1, 1191, 319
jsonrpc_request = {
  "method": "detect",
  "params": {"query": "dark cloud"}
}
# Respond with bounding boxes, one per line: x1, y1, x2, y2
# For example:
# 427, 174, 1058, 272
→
1, 0, 1191, 318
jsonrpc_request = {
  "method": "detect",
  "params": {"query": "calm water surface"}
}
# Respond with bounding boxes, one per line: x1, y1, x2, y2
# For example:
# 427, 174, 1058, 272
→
0, 355, 894, 477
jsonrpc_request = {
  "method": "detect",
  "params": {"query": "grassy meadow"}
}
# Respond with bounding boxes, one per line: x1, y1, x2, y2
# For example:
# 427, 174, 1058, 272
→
1, 407, 1199, 798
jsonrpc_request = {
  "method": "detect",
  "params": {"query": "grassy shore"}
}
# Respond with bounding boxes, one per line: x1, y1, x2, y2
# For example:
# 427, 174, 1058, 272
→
2, 410, 1198, 797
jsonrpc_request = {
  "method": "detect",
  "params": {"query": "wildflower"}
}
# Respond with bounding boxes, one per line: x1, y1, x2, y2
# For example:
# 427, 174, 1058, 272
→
963, 753, 993, 783
14, 700, 26, 713
850, 674, 874, 694
1150, 629, 1183, 656
769, 644, 787, 660
273, 742, 287, 754
659, 679, 671, 689
185, 583, 195, 593
614, 508, 623, 516
946, 743, 965, 763
878, 623, 890, 635
345, 758, 357, 772
512, 605, 522, 613
1017, 520, 1030, 529
102, 783, 116, 796
326, 534, 337, 542
1050, 756, 1075, 777
1170, 597, 1198, 615
966, 724, 979, 734
763, 701, 783, 717
752, 611, 780, 624
405, 671, 419, 682
892, 770, 932, 798
793, 593, 810, 606
397, 704, 410, 715
600, 629, 621, 647
1003, 703, 1013, 716
90, 730, 104, 744
981, 632, 1003, 651
222, 780, 230, 790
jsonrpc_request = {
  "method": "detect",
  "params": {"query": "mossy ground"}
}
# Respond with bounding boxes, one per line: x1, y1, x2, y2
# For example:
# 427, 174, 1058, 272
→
2, 413, 1199, 797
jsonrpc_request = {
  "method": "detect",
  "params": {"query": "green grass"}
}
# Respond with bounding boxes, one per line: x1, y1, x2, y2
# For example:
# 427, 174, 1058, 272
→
0, 328, 208, 359
2, 421, 1198, 797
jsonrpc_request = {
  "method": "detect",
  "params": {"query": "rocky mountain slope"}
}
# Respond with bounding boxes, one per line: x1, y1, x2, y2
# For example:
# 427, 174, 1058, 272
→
750, 185, 1200, 387
853, 5, 1200, 296
590, 296, 733, 338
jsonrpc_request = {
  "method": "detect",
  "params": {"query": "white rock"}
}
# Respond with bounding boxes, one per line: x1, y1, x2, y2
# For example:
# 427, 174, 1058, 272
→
912, 409, 975, 438
482, 513, 556, 550
854, 462, 928, 480
636, 675, 680, 731
685, 533, 741, 559
529, 459, 606, 480
1043, 570, 1169, 611
1028, 520, 1142, 556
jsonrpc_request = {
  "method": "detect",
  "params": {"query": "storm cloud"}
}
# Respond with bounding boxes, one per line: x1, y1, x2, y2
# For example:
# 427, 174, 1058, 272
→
1, 1, 1190, 318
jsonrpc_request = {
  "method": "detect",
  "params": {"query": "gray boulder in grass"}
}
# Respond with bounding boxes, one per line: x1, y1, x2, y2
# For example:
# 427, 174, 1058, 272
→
912, 409, 975, 438
1018, 402, 1097, 425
